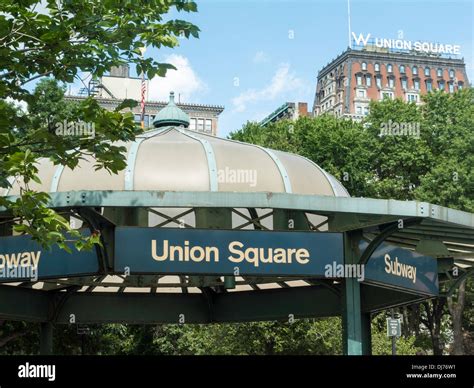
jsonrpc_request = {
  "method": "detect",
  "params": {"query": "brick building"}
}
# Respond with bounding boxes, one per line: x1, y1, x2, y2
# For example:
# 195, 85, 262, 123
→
313, 48, 469, 120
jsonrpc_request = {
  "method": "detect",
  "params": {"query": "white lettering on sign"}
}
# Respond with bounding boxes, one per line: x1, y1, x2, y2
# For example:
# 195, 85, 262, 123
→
150, 239, 310, 268
151, 240, 219, 263
0, 251, 40, 280
384, 253, 417, 284
352, 32, 461, 55
0, 251, 41, 269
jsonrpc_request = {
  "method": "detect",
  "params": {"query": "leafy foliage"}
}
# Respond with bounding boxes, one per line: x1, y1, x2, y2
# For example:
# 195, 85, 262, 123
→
0, 0, 199, 249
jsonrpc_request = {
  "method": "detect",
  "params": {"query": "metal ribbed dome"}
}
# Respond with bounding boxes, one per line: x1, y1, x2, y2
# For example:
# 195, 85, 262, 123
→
3, 127, 349, 197
152, 91, 190, 128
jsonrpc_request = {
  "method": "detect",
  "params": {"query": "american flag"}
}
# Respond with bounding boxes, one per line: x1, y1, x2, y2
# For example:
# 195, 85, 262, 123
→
140, 73, 146, 129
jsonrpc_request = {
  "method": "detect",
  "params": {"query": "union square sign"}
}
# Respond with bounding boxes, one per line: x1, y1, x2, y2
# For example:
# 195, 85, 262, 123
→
0, 228, 439, 296
352, 32, 461, 55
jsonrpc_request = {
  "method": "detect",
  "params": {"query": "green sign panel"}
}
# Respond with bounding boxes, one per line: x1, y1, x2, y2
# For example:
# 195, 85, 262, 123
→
0, 231, 99, 282
386, 318, 401, 337
114, 227, 344, 276
361, 241, 438, 296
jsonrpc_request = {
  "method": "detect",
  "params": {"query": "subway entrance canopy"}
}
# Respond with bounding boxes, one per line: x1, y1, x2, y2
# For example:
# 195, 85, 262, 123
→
1, 93, 473, 355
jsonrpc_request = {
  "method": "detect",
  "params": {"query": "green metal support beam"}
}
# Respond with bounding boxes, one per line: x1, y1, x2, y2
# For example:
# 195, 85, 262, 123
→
361, 313, 372, 355
273, 209, 309, 231
359, 219, 421, 265
194, 207, 233, 289
361, 284, 429, 312
3, 191, 472, 230
0, 286, 50, 322
51, 285, 341, 324
0, 282, 429, 324
342, 230, 366, 355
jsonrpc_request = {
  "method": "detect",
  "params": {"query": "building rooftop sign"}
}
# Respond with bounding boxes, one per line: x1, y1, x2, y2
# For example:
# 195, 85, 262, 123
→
352, 32, 461, 57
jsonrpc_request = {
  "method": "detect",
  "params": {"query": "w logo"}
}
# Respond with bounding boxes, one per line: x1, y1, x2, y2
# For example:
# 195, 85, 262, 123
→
352, 32, 371, 46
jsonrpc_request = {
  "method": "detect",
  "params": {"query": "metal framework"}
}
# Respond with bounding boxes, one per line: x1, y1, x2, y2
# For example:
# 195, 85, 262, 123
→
0, 190, 473, 355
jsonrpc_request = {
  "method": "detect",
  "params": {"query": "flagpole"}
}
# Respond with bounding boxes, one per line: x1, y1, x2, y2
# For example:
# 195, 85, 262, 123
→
347, 0, 352, 49
139, 47, 147, 129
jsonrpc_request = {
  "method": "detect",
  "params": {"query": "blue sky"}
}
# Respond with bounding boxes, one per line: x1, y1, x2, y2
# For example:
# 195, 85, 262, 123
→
89, 0, 474, 137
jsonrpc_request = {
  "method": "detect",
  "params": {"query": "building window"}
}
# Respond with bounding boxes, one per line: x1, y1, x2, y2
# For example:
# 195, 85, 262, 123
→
458, 81, 464, 90
356, 106, 362, 115
399, 65, 405, 74
365, 75, 372, 87
426, 80, 432, 92
356, 74, 362, 86
437, 68, 443, 77
375, 76, 382, 88
357, 89, 366, 98
401, 78, 408, 89
364, 106, 369, 116
361, 62, 367, 71
190, 118, 197, 131
412, 66, 418, 75
449, 69, 455, 78
205, 119, 212, 132
413, 79, 420, 90
388, 77, 395, 88
438, 80, 445, 91
424, 67, 430, 76
407, 94, 418, 103
374, 63, 380, 72
387, 64, 393, 73
197, 118, 204, 131
381, 91, 394, 100
448, 82, 454, 93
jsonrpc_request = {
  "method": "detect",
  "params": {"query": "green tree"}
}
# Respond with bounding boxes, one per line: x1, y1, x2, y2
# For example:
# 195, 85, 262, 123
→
229, 89, 473, 355
0, 0, 199, 249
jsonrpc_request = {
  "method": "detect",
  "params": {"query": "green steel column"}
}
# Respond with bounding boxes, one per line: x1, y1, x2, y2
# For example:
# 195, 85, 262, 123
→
361, 312, 372, 355
40, 322, 53, 355
195, 208, 234, 288
342, 230, 366, 355
273, 209, 309, 231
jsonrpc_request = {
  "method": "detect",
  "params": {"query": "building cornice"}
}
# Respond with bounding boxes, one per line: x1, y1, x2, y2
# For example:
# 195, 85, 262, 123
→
318, 48, 467, 79
64, 95, 225, 114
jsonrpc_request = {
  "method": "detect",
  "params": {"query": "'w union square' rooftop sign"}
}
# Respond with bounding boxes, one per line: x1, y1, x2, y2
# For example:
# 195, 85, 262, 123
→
352, 32, 461, 56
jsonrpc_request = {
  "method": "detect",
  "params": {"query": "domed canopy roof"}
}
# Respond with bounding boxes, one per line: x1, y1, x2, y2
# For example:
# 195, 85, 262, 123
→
152, 92, 190, 128
3, 127, 349, 197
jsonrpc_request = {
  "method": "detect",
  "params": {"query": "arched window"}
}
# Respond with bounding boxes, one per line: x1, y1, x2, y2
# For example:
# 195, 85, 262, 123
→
425, 79, 432, 92
365, 74, 372, 87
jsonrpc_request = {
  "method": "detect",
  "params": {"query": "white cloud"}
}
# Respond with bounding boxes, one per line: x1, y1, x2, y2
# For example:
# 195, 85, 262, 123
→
5, 97, 28, 113
253, 51, 270, 64
148, 54, 207, 102
232, 63, 306, 113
